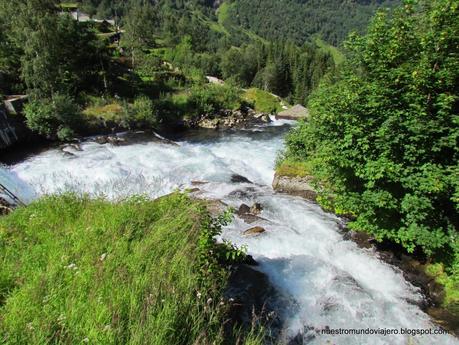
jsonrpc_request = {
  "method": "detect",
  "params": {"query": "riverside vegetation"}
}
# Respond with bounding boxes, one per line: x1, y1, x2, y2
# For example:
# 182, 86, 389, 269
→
0, 193, 263, 344
280, 0, 459, 317
2, 0, 459, 343
0, 0, 395, 141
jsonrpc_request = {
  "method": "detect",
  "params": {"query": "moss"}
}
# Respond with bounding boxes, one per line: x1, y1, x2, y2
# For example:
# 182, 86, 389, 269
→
275, 159, 312, 178
426, 263, 459, 314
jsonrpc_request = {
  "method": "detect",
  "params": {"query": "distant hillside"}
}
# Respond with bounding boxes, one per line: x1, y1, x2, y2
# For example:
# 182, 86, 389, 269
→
74, 0, 399, 46
223, 0, 400, 46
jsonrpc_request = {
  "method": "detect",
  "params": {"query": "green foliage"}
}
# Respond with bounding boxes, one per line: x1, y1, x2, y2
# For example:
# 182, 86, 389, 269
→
243, 88, 283, 114
189, 84, 242, 114
0, 193, 259, 345
226, 0, 400, 46
24, 93, 81, 140
130, 96, 157, 127
284, 0, 458, 262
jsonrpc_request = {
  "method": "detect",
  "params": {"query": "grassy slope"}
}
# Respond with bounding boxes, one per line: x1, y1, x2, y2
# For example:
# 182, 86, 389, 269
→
243, 88, 284, 113
0, 193, 261, 345
314, 37, 345, 65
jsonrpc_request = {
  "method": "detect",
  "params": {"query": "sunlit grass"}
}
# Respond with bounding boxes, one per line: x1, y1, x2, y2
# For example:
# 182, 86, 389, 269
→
0, 193, 263, 345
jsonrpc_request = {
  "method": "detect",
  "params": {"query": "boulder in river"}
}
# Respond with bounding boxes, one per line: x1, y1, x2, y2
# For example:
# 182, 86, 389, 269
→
243, 226, 266, 236
250, 202, 263, 215
272, 173, 317, 201
231, 174, 252, 184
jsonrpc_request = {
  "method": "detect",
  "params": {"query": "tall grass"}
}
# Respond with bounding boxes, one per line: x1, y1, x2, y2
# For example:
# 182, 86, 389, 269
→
0, 193, 262, 345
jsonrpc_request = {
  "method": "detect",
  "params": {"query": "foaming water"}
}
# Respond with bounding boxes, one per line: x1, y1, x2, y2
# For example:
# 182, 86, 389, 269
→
4, 122, 458, 345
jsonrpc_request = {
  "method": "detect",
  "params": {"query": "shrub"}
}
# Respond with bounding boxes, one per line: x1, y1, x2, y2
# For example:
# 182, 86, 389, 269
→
24, 93, 81, 140
130, 96, 157, 128
189, 84, 242, 115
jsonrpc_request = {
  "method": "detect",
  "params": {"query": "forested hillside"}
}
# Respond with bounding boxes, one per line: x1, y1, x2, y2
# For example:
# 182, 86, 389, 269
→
0, 0, 341, 141
225, 0, 400, 46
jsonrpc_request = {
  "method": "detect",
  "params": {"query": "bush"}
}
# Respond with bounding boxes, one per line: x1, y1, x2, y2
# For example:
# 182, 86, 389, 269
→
189, 84, 242, 115
24, 93, 81, 140
129, 96, 157, 128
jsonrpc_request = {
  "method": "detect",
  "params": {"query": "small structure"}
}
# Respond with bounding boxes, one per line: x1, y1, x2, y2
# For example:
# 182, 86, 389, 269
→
276, 104, 309, 120
4, 95, 28, 115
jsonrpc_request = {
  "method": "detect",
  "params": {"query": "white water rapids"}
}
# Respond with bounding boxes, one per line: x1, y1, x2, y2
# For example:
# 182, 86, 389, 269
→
1, 121, 457, 345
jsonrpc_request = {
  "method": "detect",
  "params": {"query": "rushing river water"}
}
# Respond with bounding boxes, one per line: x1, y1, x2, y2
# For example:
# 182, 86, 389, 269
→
1, 121, 458, 345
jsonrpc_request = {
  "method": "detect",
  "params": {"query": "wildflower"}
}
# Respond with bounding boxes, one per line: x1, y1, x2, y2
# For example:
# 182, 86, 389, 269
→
83, 337, 89, 343
100, 253, 107, 261
66, 263, 78, 270
206, 298, 213, 305
196, 291, 202, 299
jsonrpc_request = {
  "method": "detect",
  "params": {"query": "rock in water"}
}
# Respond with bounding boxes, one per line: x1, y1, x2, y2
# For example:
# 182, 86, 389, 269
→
243, 226, 266, 236
250, 202, 263, 215
237, 203, 251, 215
230, 174, 252, 184
272, 173, 317, 201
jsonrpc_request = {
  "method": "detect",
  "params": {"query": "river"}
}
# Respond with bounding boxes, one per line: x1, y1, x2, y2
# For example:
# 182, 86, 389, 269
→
1, 120, 457, 345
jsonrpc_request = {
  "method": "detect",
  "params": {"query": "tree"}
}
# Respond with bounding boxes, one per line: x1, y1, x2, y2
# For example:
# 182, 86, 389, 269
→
285, 0, 459, 260
121, 0, 157, 68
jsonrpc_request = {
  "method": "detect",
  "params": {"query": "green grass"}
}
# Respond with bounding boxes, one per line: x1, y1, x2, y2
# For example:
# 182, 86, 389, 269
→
314, 37, 345, 65
243, 88, 284, 113
0, 193, 261, 345
83, 102, 125, 122
59, 2, 78, 10
216, 2, 231, 25
275, 159, 313, 178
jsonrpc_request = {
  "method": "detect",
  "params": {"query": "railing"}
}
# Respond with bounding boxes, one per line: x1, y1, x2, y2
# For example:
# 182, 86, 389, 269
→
0, 182, 25, 206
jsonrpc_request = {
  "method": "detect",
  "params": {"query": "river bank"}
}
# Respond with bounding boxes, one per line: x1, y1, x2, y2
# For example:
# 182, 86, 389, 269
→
1, 125, 458, 344
272, 165, 459, 335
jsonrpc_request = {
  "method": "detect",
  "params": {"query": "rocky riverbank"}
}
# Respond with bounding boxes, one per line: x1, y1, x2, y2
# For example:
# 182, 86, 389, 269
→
189, 107, 272, 130
271, 171, 459, 335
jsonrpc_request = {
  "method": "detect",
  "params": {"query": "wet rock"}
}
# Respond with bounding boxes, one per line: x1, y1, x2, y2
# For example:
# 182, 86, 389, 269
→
228, 187, 257, 199
62, 151, 76, 158
272, 173, 317, 201
204, 199, 228, 217
254, 113, 272, 123
231, 174, 252, 184
343, 230, 373, 249
225, 264, 280, 331
287, 333, 304, 345
238, 203, 251, 214
70, 143, 83, 151
239, 213, 267, 224
243, 226, 266, 236
237, 203, 267, 224
250, 202, 263, 215
191, 180, 209, 186
94, 135, 109, 145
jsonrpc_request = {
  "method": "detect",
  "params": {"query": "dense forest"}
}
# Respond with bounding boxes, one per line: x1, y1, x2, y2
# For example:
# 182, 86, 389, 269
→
224, 0, 400, 46
282, 0, 459, 312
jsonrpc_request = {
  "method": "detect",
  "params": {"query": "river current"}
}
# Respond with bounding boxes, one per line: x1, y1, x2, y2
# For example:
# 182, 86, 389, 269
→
1, 120, 457, 345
